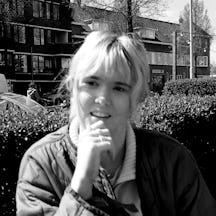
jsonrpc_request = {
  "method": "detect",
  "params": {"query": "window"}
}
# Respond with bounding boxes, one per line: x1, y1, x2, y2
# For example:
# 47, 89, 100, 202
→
46, 2, 51, 19
33, 56, 42, 73
34, 28, 44, 45
0, 23, 12, 38
33, 55, 53, 73
12, 0, 24, 16
7, 53, 13, 66
61, 58, 70, 69
148, 52, 172, 65
39, 1, 45, 18
44, 57, 52, 72
157, 53, 163, 65
33, 0, 39, 17
53, 3, 59, 20
196, 56, 208, 67
47, 29, 52, 43
152, 69, 164, 74
14, 54, 27, 72
0, 53, 5, 66
14, 25, 26, 43
177, 55, 190, 66
0, 52, 12, 66
33, 0, 45, 18
89, 22, 110, 31
137, 28, 156, 39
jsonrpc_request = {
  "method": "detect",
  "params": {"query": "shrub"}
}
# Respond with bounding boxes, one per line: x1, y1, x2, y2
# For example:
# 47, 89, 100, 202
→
134, 93, 216, 198
163, 78, 216, 96
0, 104, 68, 216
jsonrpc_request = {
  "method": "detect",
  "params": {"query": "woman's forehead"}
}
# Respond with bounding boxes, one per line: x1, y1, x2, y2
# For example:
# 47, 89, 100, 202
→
81, 66, 131, 83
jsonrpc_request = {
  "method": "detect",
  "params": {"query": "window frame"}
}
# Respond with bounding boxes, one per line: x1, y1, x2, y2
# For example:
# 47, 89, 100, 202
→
14, 54, 27, 73
32, 55, 53, 74
34, 28, 45, 45
52, 3, 59, 20
14, 25, 26, 43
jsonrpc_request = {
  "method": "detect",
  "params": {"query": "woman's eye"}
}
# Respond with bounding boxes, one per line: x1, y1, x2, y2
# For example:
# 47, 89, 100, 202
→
85, 80, 98, 87
114, 86, 128, 93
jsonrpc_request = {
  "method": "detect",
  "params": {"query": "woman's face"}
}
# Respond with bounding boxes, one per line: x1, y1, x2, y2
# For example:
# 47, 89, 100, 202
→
73, 67, 132, 135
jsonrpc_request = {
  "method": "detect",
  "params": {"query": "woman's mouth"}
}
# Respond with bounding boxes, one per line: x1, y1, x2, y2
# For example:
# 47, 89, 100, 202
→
90, 111, 111, 119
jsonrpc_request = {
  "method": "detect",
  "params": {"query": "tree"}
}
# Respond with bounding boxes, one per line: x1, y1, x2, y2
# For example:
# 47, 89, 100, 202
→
177, 0, 212, 76
71, 0, 167, 32
178, 0, 212, 54
179, 0, 212, 34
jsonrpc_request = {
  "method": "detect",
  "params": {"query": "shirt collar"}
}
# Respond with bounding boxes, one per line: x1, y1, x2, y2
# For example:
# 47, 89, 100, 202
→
111, 123, 136, 187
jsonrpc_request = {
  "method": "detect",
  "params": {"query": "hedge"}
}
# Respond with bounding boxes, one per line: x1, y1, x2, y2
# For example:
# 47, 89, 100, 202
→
134, 93, 216, 198
1, 93, 216, 215
0, 104, 68, 216
163, 78, 216, 96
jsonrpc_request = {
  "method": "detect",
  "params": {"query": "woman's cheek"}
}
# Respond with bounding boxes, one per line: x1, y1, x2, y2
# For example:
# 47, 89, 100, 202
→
77, 92, 95, 129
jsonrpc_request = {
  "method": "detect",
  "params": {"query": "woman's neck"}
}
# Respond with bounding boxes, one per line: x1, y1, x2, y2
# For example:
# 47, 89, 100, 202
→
101, 128, 127, 176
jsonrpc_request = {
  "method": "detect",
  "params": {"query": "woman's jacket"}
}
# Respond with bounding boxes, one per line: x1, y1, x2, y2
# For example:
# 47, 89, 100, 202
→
16, 125, 216, 216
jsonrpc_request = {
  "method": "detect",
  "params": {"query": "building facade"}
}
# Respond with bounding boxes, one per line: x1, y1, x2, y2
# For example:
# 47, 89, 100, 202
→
71, 4, 210, 92
0, 0, 86, 95
0, 2, 210, 94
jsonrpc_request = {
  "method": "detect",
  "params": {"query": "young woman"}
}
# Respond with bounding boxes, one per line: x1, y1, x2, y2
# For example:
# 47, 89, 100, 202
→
16, 31, 216, 216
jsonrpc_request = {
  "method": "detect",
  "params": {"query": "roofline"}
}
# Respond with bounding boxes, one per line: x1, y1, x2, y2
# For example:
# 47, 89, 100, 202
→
79, 4, 180, 27
71, 21, 87, 26
72, 34, 86, 38
142, 39, 172, 46
138, 17, 180, 27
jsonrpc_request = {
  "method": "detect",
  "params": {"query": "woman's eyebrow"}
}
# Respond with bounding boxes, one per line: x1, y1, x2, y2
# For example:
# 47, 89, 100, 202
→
86, 75, 131, 88
86, 75, 99, 80
115, 82, 132, 89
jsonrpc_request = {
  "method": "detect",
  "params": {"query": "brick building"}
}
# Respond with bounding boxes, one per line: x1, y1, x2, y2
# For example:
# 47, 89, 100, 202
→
0, 0, 87, 95
0, 2, 210, 94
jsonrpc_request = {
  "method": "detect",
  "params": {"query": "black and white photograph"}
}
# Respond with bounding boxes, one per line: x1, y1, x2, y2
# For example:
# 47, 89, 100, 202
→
1, 0, 216, 215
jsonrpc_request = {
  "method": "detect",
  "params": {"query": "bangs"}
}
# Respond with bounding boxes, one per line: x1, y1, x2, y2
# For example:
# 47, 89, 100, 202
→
76, 43, 132, 84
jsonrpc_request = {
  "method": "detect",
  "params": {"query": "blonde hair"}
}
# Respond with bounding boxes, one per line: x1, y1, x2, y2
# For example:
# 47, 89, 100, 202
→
63, 31, 149, 118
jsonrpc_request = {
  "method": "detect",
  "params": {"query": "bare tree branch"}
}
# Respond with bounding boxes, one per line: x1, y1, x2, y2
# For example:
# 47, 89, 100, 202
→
72, 0, 167, 32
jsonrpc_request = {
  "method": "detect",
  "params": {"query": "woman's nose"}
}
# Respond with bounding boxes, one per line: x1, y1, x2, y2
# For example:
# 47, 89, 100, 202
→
95, 96, 111, 106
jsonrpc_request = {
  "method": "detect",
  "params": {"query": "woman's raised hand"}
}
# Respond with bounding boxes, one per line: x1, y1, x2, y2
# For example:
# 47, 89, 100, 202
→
71, 120, 113, 199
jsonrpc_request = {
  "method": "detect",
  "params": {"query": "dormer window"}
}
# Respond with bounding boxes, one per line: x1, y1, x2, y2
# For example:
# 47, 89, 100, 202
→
87, 21, 110, 31
135, 27, 156, 39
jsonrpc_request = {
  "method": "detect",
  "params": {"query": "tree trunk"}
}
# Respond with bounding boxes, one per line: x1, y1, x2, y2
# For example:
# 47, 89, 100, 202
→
127, 0, 133, 32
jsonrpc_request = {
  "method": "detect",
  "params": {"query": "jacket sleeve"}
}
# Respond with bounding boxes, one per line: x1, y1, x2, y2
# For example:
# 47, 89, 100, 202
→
16, 156, 109, 216
173, 146, 216, 216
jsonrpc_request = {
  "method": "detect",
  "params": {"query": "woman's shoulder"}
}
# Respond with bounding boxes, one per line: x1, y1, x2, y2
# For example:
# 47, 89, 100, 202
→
134, 127, 181, 146
133, 127, 192, 162
20, 125, 70, 166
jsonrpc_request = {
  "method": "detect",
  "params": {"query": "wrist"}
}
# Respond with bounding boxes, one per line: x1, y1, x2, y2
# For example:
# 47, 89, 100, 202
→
71, 174, 93, 200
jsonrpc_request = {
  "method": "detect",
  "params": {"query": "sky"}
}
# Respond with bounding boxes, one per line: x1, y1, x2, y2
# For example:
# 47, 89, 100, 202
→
160, 0, 216, 64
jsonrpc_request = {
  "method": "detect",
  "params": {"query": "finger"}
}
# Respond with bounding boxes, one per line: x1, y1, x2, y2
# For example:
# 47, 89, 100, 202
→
97, 135, 112, 143
90, 128, 110, 137
89, 120, 105, 130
